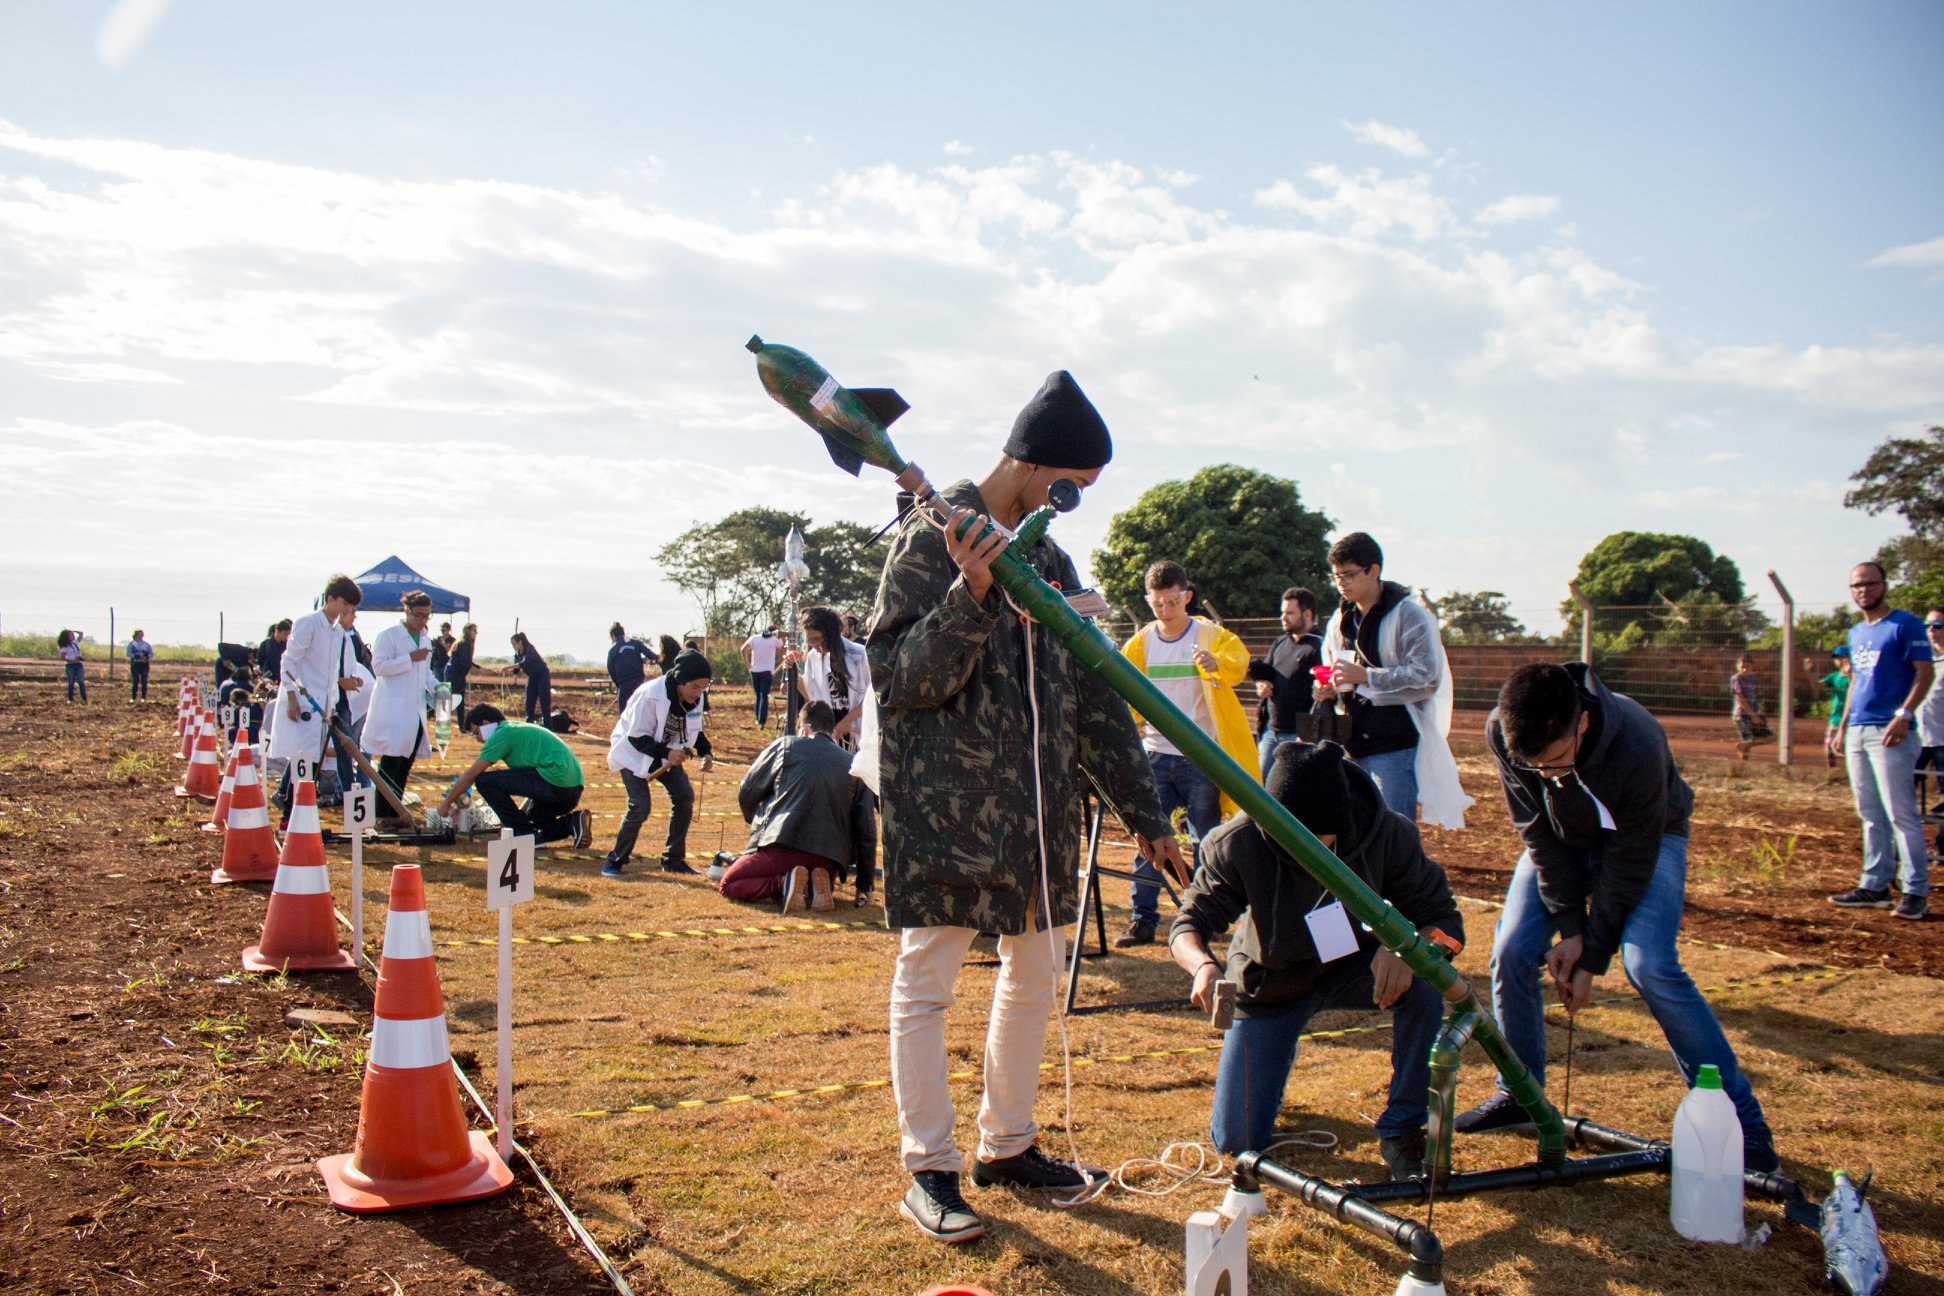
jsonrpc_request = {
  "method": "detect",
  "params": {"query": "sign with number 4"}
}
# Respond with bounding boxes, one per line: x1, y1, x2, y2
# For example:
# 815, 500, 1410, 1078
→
343, 784, 375, 835
486, 834, 536, 910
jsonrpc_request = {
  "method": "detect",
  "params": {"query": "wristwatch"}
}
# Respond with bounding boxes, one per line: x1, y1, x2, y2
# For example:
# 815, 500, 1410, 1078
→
1894, 708, 1913, 721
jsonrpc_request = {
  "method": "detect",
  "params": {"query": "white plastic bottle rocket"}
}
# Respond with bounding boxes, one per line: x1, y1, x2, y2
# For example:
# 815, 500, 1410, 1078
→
1670, 1063, 1743, 1242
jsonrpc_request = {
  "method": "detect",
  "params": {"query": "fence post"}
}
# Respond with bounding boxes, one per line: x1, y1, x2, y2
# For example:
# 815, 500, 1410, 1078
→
1767, 571, 1794, 767
109, 608, 117, 682
1568, 581, 1594, 665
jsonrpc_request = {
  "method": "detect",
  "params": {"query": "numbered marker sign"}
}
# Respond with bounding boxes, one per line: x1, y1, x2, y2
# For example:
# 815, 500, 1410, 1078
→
343, 784, 375, 834
486, 834, 536, 911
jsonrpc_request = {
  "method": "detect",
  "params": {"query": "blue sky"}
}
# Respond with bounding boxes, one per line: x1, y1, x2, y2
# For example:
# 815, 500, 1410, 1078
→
2, 2, 1939, 656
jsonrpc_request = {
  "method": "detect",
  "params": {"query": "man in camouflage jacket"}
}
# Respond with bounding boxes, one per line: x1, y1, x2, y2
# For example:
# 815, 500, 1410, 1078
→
869, 370, 1183, 1244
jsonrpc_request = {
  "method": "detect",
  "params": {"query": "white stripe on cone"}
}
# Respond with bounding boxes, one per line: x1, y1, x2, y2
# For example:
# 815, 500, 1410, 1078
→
382, 911, 434, 960
189, 746, 218, 767
234, 759, 259, 786
271, 863, 331, 896
228, 805, 271, 830
288, 802, 320, 834
368, 1014, 451, 1070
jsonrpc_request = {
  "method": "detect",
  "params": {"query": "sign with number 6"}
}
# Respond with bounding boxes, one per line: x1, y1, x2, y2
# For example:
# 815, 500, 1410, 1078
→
486, 833, 535, 910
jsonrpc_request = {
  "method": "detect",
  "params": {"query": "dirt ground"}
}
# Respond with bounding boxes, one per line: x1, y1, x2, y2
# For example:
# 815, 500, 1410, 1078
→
2, 675, 1939, 1295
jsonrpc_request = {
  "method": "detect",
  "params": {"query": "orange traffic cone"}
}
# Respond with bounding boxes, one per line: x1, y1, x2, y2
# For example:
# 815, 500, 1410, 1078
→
318, 865, 513, 1211
211, 736, 278, 883
242, 778, 355, 972
178, 701, 202, 759
201, 729, 244, 833
177, 712, 222, 800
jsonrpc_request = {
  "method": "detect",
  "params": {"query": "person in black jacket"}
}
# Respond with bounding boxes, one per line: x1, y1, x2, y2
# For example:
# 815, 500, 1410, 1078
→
1454, 663, 1778, 1173
1170, 741, 1462, 1180
1247, 586, 1323, 777
606, 622, 652, 712
257, 620, 291, 684
717, 701, 877, 910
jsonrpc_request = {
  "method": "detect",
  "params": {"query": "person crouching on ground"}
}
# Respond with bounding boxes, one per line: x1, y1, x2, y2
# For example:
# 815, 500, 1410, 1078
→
1170, 740, 1461, 1180
717, 700, 876, 912
602, 644, 713, 877
437, 704, 590, 847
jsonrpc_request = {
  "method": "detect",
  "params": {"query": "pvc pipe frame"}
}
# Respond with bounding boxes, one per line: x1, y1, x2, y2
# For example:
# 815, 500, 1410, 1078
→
1768, 570, 1794, 768
905, 476, 1567, 1162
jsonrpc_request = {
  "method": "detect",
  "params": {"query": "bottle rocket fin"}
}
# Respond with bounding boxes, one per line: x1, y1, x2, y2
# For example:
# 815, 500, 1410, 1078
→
850, 388, 909, 428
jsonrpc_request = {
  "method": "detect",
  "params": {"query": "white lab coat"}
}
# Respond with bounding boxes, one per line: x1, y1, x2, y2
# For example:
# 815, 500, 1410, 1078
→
364, 622, 434, 758
268, 610, 345, 763
607, 676, 705, 779
1321, 592, 1474, 830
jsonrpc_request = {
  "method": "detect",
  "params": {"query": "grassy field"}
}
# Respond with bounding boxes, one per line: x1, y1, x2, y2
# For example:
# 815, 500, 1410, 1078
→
320, 696, 1944, 1296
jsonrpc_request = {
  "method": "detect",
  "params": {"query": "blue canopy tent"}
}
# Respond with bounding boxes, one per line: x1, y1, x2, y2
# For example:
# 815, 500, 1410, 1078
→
351, 556, 471, 614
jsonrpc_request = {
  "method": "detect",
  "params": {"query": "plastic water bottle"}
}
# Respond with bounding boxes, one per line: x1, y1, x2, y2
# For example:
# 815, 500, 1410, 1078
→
1670, 1063, 1743, 1242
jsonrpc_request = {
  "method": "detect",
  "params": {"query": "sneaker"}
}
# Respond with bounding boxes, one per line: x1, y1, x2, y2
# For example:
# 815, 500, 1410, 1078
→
570, 809, 592, 850
660, 856, 698, 875
970, 1144, 1103, 1192
781, 865, 810, 915
1743, 1123, 1780, 1175
1453, 1091, 1536, 1135
899, 1172, 984, 1244
601, 857, 625, 879
1112, 920, 1156, 949
707, 850, 735, 883
1379, 1129, 1427, 1181
809, 866, 834, 912
1828, 887, 1894, 909
1892, 893, 1929, 920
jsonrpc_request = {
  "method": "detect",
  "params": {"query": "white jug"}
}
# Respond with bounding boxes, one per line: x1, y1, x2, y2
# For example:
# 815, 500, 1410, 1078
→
1670, 1063, 1743, 1242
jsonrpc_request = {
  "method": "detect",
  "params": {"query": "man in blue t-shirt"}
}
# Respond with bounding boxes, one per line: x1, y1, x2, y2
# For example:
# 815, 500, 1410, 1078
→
1829, 561, 1935, 919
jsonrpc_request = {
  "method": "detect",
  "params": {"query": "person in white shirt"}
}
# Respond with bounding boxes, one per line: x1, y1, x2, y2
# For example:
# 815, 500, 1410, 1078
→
365, 590, 437, 822
742, 624, 784, 729
792, 607, 868, 750
269, 574, 362, 816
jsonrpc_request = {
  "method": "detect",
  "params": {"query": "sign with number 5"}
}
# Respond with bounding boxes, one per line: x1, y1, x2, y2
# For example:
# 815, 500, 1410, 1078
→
486, 833, 535, 910
343, 784, 375, 834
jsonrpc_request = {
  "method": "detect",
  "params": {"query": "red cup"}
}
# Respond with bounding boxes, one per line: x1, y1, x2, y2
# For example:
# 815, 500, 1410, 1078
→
1310, 664, 1336, 684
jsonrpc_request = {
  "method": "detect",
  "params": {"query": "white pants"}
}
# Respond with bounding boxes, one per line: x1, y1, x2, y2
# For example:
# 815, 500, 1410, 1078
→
889, 923, 1065, 1174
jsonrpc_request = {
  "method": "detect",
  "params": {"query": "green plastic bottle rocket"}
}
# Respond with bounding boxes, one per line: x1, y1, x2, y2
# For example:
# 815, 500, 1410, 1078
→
746, 335, 910, 477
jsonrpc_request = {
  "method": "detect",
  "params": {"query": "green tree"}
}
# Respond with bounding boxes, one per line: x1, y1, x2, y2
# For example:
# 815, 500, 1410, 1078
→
1846, 424, 1944, 613
1092, 464, 1333, 618
656, 508, 889, 637
1432, 591, 1531, 643
1562, 532, 1757, 648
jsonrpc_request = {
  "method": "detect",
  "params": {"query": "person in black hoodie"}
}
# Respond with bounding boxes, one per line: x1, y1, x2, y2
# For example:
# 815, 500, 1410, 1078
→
1169, 741, 1463, 1180
1454, 662, 1778, 1173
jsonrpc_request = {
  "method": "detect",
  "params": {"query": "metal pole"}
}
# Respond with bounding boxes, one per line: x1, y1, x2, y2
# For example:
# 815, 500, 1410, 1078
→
496, 826, 515, 1161
1569, 580, 1594, 665
109, 608, 117, 682
1768, 571, 1794, 767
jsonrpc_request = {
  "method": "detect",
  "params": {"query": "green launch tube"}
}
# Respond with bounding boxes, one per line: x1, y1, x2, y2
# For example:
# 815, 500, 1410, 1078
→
747, 337, 1567, 1164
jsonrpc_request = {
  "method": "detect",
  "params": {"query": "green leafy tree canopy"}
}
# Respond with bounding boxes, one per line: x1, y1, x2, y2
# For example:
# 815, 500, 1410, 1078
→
1562, 531, 1763, 648
655, 507, 889, 637
1092, 464, 1333, 618
1433, 591, 1532, 644
1846, 424, 1944, 613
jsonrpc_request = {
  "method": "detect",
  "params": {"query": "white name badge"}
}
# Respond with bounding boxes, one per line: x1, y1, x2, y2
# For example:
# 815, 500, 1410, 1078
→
1306, 900, 1359, 963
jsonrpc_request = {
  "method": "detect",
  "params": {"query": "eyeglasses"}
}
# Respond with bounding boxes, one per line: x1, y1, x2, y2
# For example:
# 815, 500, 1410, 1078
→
1849, 580, 1884, 590
1927, 622, 1944, 631
1509, 710, 1582, 779
1330, 567, 1366, 587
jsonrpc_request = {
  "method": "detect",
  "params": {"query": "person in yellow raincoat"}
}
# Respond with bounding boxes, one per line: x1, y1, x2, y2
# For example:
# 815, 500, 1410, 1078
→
1115, 560, 1260, 946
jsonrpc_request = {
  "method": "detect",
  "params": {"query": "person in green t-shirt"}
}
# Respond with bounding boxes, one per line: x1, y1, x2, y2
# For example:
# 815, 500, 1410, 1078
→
1821, 647, 1851, 769
436, 705, 590, 846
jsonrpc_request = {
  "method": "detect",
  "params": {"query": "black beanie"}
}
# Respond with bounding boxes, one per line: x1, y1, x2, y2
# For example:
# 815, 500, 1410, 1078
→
1001, 371, 1112, 469
665, 648, 713, 689
1265, 741, 1352, 840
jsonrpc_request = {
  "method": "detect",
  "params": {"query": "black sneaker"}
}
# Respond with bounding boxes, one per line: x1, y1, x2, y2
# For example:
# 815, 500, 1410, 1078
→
1453, 1090, 1536, 1134
899, 1171, 983, 1243
570, 809, 592, 850
1379, 1129, 1427, 1181
1112, 921, 1156, 949
1743, 1123, 1780, 1175
970, 1144, 1103, 1192
660, 856, 698, 875
1892, 893, 1928, 920
1829, 887, 1893, 909
781, 865, 810, 915
601, 856, 625, 878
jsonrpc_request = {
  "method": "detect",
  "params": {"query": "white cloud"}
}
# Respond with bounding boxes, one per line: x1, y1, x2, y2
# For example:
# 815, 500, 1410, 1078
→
942, 139, 973, 156
1342, 119, 1429, 158
1867, 236, 1944, 268
97, 0, 172, 71
1476, 194, 1561, 225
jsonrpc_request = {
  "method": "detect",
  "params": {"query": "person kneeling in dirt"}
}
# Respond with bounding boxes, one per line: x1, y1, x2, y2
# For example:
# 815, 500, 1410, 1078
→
436, 704, 590, 848
717, 701, 876, 913
1454, 662, 1779, 1173
1170, 740, 1463, 1181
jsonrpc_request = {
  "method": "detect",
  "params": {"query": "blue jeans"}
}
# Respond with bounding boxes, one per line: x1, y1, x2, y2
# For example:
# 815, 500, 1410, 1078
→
1846, 724, 1930, 896
1258, 727, 1306, 781
751, 671, 774, 728
64, 660, 87, 701
1354, 746, 1418, 821
1132, 751, 1222, 925
1488, 837, 1768, 1133
1211, 959, 1443, 1152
